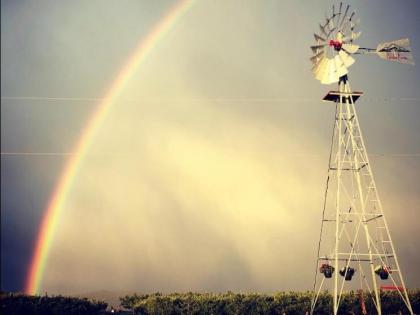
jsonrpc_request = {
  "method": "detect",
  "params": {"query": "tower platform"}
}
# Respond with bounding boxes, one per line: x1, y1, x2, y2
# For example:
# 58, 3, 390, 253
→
323, 91, 363, 103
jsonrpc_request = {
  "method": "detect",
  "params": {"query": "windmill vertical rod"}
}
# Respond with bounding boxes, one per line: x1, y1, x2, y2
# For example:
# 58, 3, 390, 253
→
333, 83, 344, 315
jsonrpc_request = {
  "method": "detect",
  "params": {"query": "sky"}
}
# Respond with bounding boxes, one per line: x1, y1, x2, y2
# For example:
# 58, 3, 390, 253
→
1, 0, 420, 295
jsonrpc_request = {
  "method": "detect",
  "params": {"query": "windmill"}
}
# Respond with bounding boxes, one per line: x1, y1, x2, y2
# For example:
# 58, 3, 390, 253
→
309, 3, 414, 315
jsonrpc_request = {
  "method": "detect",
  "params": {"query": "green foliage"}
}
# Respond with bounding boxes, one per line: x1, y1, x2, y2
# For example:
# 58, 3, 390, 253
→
120, 290, 420, 315
3, 290, 419, 314
0, 291, 107, 315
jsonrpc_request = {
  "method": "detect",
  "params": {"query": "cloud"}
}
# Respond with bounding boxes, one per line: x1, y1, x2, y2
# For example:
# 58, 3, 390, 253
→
34, 0, 420, 294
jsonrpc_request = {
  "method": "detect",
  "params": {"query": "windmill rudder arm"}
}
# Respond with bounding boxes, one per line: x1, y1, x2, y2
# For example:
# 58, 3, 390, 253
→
354, 47, 376, 54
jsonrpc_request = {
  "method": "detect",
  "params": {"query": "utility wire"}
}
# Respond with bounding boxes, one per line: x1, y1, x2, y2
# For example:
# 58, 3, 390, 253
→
1, 152, 419, 157
1, 96, 420, 103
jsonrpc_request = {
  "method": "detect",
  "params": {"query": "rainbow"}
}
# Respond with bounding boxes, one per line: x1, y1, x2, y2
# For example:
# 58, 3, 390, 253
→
25, 0, 194, 295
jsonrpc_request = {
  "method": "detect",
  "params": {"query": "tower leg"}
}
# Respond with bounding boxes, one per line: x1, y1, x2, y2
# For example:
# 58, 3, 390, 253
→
333, 92, 343, 315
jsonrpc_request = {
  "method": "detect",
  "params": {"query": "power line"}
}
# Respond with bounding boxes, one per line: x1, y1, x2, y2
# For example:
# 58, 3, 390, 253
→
1, 96, 420, 103
1, 96, 102, 102
1, 152, 419, 157
1, 152, 73, 156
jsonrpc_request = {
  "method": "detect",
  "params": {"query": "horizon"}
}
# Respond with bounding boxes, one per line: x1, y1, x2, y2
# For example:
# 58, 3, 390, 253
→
1, 0, 419, 295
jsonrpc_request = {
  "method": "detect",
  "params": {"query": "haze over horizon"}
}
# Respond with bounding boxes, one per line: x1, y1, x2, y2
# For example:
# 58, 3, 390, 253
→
1, 0, 420, 294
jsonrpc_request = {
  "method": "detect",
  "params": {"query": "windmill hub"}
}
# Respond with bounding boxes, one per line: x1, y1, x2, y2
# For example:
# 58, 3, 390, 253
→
328, 39, 342, 51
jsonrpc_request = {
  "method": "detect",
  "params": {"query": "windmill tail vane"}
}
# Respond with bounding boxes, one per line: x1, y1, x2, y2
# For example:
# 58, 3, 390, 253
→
357, 38, 415, 65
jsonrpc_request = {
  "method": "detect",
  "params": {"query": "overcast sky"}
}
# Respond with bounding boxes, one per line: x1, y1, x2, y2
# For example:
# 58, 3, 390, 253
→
1, 0, 420, 294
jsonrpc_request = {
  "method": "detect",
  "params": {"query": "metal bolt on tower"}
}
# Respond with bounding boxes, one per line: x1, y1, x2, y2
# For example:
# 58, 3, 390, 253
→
309, 3, 414, 315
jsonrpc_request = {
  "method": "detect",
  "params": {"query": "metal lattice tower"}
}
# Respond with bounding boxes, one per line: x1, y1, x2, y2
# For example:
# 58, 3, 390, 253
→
310, 78, 414, 315
309, 3, 414, 315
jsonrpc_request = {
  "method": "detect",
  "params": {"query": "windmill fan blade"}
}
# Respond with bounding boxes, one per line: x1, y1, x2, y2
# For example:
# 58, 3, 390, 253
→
338, 50, 355, 68
351, 19, 360, 30
324, 17, 330, 30
341, 11, 356, 33
313, 58, 328, 81
312, 51, 352, 85
311, 44, 326, 54
339, 4, 350, 28
376, 38, 415, 65
342, 43, 359, 54
319, 24, 328, 37
318, 60, 331, 84
328, 17, 334, 33
334, 2, 343, 27
312, 61, 322, 77
343, 31, 361, 43
330, 6, 336, 31
348, 19, 360, 35
321, 59, 340, 84
334, 55, 349, 78
333, 54, 343, 71
310, 50, 325, 64
312, 50, 325, 58
325, 17, 335, 35
314, 33, 326, 43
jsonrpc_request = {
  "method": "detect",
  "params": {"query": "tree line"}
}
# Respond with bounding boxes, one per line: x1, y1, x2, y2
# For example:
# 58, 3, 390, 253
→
0, 291, 107, 315
120, 290, 420, 315
2, 290, 419, 314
